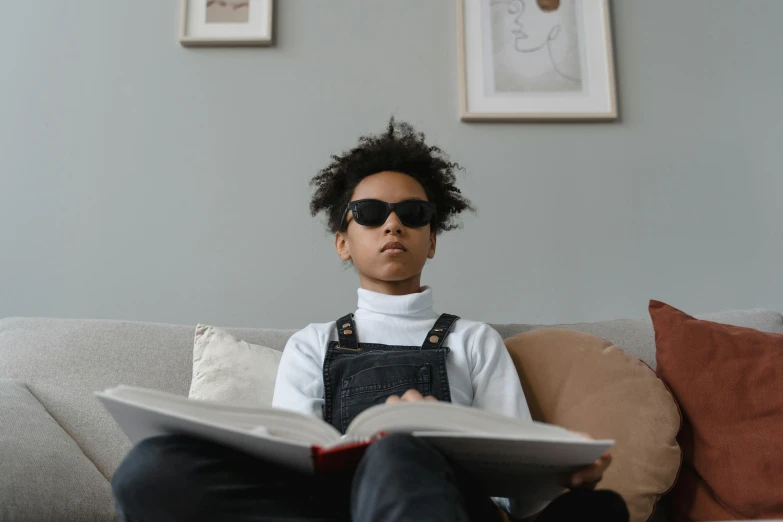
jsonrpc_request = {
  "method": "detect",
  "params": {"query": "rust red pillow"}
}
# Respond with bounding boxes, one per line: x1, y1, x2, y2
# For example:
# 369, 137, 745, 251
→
651, 300, 783, 520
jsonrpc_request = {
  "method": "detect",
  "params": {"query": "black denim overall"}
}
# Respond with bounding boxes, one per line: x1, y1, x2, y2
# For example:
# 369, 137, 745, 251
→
322, 312, 459, 434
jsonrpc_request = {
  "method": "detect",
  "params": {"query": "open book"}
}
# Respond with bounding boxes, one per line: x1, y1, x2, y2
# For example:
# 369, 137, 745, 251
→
96, 386, 613, 498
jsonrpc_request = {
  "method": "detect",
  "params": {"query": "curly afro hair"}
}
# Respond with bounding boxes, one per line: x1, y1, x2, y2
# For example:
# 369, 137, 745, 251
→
309, 118, 475, 235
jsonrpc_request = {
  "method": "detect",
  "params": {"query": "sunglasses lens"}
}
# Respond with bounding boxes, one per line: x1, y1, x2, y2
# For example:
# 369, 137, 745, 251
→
353, 200, 388, 226
351, 200, 435, 227
396, 201, 434, 227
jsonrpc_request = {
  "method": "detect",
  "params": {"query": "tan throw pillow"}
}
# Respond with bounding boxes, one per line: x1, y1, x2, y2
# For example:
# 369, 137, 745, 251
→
505, 329, 681, 522
188, 324, 283, 407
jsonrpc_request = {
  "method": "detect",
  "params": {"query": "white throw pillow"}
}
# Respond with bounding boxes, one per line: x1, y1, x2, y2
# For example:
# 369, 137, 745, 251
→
188, 324, 283, 407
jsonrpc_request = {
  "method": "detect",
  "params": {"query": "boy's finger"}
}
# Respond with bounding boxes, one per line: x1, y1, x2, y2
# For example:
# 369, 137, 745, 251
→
571, 475, 600, 489
571, 467, 603, 485
594, 454, 612, 472
568, 461, 607, 486
401, 389, 425, 401
386, 395, 401, 403
574, 469, 601, 483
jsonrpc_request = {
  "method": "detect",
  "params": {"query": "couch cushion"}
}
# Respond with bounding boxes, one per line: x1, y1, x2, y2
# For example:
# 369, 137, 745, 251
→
0, 378, 119, 522
493, 308, 783, 370
505, 329, 681, 522
652, 301, 783, 521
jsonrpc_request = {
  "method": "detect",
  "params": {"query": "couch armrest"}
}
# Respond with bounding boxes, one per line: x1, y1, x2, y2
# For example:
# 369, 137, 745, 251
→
0, 379, 120, 522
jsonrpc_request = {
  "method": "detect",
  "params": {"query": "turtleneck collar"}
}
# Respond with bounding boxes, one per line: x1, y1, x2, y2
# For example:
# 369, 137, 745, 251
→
356, 285, 437, 319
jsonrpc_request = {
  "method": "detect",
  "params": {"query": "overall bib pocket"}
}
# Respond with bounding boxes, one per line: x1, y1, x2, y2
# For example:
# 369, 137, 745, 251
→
339, 363, 431, 432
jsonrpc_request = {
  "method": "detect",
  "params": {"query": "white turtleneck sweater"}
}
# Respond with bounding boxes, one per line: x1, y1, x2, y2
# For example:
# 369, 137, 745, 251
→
272, 286, 531, 423
273, 286, 544, 517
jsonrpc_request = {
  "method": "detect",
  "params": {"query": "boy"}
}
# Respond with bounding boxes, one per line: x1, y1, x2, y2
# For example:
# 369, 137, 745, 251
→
111, 119, 628, 522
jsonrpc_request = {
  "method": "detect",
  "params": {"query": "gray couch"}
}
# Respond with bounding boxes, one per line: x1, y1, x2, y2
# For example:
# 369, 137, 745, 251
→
2, 310, 783, 522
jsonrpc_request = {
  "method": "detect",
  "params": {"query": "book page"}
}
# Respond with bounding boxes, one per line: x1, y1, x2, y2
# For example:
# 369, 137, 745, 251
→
96, 386, 341, 445
98, 393, 320, 473
346, 401, 591, 441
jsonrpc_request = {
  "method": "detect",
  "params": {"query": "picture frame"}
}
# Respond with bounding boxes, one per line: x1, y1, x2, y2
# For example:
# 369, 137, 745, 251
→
180, 0, 274, 47
457, 0, 617, 121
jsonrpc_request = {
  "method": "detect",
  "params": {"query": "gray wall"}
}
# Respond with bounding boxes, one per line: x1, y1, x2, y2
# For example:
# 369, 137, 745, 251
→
1, 1, 781, 329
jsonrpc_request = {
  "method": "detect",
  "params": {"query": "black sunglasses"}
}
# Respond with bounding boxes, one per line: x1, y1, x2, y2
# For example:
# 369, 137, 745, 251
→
341, 199, 436, 228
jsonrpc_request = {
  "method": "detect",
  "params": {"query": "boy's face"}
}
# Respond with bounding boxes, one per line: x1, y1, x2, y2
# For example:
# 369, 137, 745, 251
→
335, 171, 436, 295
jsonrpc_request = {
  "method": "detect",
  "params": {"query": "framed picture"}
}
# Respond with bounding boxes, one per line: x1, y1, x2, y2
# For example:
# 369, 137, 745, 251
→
458, 0, 617, 121
180, 0, 273, 47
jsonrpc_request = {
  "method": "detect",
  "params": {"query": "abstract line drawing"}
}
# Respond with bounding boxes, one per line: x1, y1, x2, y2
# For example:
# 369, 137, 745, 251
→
486, 0, 584, 93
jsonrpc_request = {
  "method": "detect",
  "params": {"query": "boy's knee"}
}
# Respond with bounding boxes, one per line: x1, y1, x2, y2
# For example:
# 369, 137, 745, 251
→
111, 435, 203, 516
112, 436, 169, 500
545, 489, 629, 522
591, 490, 629, 521
363, 433, 440, 465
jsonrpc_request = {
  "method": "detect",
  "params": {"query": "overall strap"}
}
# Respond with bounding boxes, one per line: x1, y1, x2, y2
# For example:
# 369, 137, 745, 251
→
335, 313, 358, 349
421, 313, 460, 350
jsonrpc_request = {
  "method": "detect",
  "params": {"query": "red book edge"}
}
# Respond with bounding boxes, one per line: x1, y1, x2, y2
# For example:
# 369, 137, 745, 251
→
310, 432, 388, 474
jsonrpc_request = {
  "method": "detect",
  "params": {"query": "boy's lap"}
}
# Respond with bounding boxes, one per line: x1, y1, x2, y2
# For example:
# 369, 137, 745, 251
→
112, 435, 519, 522
113, 435, 351, 521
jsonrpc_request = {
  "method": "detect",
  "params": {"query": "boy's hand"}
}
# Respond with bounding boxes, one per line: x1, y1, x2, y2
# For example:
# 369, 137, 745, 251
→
561, 431, 612, 489
385, 389, 438, 403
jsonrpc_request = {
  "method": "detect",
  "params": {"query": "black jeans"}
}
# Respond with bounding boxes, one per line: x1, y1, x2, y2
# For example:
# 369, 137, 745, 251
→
112, 433, 629, 522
